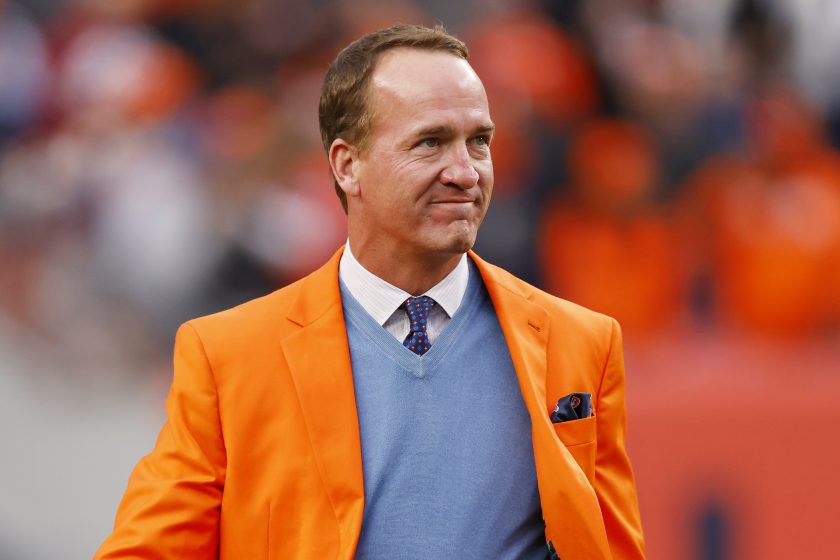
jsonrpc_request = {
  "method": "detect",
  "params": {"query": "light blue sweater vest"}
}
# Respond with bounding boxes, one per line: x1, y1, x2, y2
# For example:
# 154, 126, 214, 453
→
340, 262, 547, 559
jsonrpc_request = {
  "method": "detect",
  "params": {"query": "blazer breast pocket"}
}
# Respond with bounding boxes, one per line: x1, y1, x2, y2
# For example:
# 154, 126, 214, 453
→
552, 414, 597, 481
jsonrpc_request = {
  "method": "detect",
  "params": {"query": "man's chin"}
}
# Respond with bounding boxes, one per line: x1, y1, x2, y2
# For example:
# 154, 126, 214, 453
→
410, 221, 481, 258
433, 229, 478, 256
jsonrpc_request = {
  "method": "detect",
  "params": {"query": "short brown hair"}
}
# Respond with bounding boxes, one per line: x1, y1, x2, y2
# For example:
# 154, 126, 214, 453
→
318, 24, 469, 212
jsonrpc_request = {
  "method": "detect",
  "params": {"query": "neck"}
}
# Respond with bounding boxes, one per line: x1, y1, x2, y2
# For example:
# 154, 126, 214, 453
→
348, 239, 462, 295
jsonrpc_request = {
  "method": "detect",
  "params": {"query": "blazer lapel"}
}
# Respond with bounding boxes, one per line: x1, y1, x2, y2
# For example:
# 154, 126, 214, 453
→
280, 247, 365, 559
470, 252, 612, 559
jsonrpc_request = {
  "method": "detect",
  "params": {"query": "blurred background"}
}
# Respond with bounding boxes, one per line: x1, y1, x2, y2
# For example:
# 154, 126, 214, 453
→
1, 0, 838, 558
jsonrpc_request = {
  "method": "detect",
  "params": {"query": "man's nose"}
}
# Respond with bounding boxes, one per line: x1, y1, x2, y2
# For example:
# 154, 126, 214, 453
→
440, 147, 480, 189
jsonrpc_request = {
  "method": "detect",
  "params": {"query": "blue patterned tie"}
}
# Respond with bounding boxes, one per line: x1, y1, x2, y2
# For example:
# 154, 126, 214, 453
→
402, 296, 436, 356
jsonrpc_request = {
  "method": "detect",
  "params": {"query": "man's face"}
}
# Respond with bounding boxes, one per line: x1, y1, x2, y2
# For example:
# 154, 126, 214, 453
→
351, 48, 494, 260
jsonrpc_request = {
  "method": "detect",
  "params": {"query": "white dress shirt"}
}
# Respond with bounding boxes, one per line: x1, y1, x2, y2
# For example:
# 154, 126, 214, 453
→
338, 241, 470, 344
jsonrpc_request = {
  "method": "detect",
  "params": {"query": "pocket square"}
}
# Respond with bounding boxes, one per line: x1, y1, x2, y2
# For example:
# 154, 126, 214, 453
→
550, 392, 593, 423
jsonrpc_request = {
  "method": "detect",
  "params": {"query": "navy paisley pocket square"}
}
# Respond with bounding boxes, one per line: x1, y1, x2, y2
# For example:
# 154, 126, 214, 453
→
550, 392, 593, 423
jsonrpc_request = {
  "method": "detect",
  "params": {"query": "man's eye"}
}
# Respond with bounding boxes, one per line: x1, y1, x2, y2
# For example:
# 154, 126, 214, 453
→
473, 135, 490, 146
419, 138, 439, 148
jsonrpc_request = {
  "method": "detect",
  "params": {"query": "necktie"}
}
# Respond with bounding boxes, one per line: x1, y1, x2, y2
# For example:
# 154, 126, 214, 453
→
402, 296, 436, 356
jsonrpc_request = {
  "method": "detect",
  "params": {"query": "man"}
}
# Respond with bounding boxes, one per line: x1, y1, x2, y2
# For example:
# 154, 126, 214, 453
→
96, 24, 644, 559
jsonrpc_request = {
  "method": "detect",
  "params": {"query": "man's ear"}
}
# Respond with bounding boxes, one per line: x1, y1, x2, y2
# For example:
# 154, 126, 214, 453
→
329, 138, 361, 199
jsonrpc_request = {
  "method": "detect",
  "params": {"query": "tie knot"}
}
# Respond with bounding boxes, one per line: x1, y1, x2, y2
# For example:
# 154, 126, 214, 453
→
403, 296, 436, 332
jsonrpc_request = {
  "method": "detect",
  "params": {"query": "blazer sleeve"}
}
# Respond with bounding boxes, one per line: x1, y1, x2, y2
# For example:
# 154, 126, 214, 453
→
594, 318, 646, 559
95, 322, 227, 560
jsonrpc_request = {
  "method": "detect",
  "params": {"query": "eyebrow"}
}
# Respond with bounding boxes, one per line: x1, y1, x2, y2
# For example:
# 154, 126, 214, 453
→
411, 123, 496, 138
474, 123, 496, 135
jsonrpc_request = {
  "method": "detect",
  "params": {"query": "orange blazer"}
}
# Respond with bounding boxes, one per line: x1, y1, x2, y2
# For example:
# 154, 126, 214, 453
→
95, 248, 645, 559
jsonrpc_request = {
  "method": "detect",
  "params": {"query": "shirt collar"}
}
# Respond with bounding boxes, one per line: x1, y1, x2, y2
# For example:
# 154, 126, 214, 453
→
338, 240, 469, 326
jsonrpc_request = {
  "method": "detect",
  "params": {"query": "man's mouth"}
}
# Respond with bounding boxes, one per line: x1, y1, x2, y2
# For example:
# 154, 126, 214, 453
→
430, 199, 475, 205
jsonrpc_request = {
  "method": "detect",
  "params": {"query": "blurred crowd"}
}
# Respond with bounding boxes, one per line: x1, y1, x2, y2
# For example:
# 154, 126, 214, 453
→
2, 0, 839, 379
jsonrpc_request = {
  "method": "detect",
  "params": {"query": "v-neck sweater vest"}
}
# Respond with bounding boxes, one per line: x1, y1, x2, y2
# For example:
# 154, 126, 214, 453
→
339, 261, 547, 559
